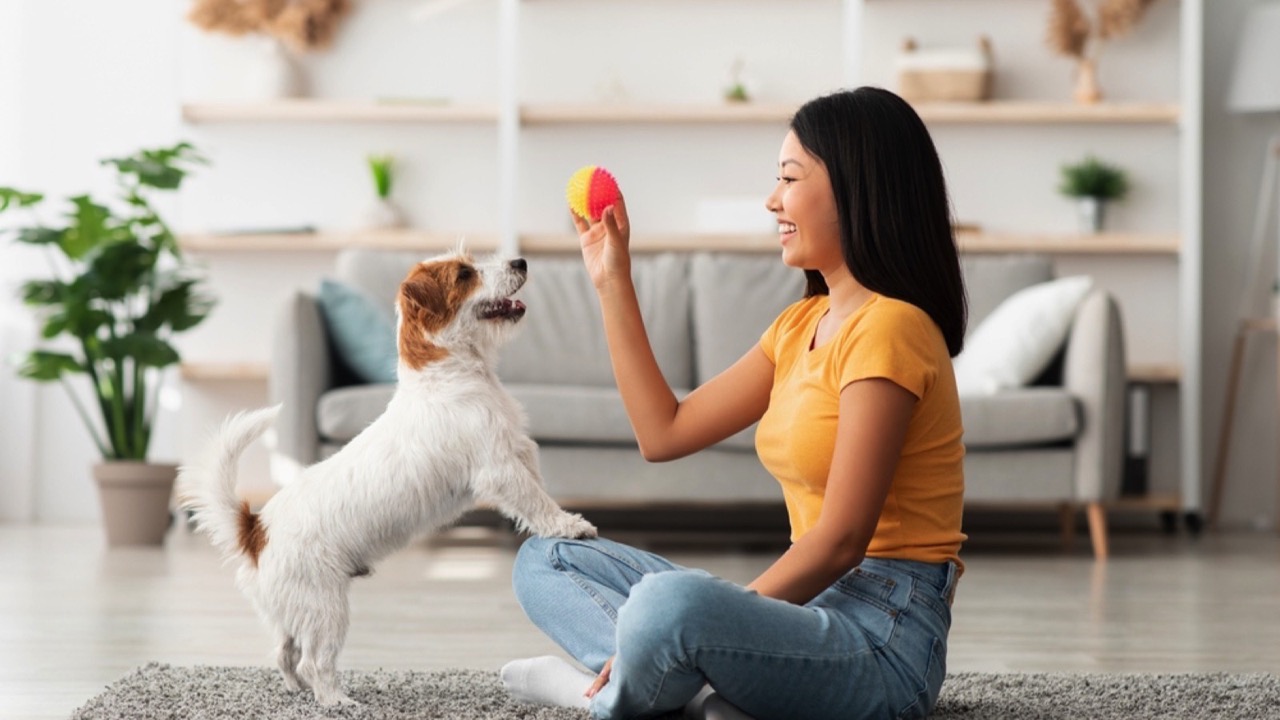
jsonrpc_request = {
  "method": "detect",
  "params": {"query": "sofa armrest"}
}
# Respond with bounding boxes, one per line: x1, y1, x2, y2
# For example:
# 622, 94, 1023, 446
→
268, 291, 333, 484
1062, 288, 1127, 503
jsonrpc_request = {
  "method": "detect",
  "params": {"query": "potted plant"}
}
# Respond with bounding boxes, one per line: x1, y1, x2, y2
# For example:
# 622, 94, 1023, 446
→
1058, 155, 1129, 233
0, 142, 213, 546
360, 153, 406, 230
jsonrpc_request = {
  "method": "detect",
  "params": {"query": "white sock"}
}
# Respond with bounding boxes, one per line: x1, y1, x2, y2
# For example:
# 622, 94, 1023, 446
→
500, 655, 594, 710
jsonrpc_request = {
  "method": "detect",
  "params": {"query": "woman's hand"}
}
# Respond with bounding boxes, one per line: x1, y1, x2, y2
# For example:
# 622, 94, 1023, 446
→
573, 197, 631, 291
585, 655, 614, 699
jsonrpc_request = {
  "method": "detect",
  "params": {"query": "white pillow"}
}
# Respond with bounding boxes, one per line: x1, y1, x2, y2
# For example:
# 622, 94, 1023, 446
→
953, 275, 1094, 396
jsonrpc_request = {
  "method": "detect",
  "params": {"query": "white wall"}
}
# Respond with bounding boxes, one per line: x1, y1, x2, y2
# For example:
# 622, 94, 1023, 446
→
0, 0, 1274, 529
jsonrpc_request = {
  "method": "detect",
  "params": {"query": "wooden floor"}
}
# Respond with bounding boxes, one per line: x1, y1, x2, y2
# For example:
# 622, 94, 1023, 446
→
3, 522, 1279, 720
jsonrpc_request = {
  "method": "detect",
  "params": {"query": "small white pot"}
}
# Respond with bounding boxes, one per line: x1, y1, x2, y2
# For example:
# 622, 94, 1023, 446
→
1076, 196, 1105, 234
360, 198, 407, 230
242, 38, 304, 100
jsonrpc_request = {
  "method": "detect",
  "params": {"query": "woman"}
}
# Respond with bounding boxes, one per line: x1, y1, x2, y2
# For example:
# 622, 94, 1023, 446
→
502, 87, 968, 720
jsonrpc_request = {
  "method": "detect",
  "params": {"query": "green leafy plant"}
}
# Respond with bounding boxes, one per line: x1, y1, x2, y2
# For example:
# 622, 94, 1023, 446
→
0, 142, 213, 461
1058, 155, 1129, 200
367, 154, 393, 199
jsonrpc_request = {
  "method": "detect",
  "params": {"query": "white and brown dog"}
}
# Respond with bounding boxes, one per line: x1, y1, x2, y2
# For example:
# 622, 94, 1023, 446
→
178, 251, 596, 706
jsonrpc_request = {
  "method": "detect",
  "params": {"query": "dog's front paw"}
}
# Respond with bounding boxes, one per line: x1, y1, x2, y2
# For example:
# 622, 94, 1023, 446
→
541, 512, 597, 540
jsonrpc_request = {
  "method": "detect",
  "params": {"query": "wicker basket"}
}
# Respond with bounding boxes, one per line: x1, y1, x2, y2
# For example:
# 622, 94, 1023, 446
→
897, 36, 993, 103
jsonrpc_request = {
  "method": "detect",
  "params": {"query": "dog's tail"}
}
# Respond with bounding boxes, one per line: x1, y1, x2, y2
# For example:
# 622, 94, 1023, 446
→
177, 404, 281, 566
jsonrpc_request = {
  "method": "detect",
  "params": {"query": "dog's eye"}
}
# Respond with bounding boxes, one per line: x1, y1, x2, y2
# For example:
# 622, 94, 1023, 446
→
457, 265, 475, 281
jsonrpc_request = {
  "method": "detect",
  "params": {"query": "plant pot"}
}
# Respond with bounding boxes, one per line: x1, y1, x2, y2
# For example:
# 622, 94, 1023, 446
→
243, 38, 305, 100
360, 197, 407, 230
1076, 196, 1105, 234
92, 461, 178, 547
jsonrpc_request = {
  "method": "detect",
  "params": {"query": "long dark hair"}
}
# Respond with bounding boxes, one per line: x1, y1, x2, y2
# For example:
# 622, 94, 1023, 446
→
791, 87, 968, 357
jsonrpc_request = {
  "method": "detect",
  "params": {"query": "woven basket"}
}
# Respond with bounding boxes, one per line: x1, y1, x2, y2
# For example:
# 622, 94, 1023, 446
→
897, 36, 994, 103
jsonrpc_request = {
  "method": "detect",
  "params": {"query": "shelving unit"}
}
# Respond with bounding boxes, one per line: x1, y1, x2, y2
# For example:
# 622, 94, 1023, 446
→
178, 0, 1204, 517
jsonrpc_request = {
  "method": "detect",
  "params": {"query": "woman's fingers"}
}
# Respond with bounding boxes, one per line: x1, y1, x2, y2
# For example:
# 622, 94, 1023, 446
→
585, 656, 614, 699
571, 210, 590, 236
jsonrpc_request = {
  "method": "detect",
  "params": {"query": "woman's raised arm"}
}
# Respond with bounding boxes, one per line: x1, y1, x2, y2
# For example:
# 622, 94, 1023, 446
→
576, 199, 773, 462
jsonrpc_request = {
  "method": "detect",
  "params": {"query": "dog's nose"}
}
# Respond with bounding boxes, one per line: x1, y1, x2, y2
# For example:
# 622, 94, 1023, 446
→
510, 258, 527, 273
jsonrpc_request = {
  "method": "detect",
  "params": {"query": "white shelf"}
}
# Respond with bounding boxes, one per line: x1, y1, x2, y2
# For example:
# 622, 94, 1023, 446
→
181, 100, 500, 124
179, 362, 269, 382
179, 230, 499, 253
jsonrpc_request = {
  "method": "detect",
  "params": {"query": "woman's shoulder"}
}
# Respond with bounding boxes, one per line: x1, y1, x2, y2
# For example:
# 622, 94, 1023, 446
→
853, 295, 945, 344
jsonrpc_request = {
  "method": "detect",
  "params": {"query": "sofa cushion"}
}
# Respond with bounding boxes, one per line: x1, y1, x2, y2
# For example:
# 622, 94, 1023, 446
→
509, 383, 649, 445
689, 252, 806, 384
316, 279, 398, 384
962, 254, 1054, 332
960, 387, 1079, 449
954, 275, 1093, 395
498, 253, 694, 389
316, 384, 395, 442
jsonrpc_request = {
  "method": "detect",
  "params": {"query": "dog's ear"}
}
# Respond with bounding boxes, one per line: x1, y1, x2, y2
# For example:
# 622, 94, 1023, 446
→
398, 272, 451, 367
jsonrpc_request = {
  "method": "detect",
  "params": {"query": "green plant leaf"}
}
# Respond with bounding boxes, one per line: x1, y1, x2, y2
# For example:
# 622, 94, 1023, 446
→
83, 241, 157, 300
20, 279, 68, 306
139, 279, 214, 333
17, 351, 84, 381
16, 227, 65, 247
102, 333, 180, 368
102, 142, 207, 191
59, 196, 114, 259
0, 187, 42, 212
1058, 156, 1129, 200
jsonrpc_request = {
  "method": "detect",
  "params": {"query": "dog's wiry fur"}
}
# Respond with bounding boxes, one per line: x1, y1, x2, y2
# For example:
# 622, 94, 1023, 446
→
178, 252, 596, 705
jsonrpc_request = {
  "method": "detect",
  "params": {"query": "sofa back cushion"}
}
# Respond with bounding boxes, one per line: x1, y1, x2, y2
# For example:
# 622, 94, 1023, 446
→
496, 253, 694, 388
689, 252, 806, 384
962, 254, 1055, 333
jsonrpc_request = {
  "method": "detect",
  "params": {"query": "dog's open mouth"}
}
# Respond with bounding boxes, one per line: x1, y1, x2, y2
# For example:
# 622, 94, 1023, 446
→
478, 297, 526, 321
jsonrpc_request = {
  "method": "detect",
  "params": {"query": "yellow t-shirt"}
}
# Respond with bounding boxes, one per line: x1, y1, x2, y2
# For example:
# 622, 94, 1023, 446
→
755, 294, 966, 569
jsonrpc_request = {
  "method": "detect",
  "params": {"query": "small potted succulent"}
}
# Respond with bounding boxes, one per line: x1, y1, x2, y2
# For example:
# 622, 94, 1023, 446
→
361, 153, 406, 230
0, 142, 214, 546
1059, 155, 1129, 233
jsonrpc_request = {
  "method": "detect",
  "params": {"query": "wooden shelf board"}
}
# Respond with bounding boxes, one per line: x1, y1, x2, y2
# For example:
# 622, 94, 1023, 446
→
912, 101, 1180, 125
181, 100, 500, 124
180, 231, 499, 253
519, 233, 780, 254
520, 231, 1179, 256
1129, 363, 1181, 384
180, 362, 268, 382
520, 103, 798, 125
958, 230, 1180, 256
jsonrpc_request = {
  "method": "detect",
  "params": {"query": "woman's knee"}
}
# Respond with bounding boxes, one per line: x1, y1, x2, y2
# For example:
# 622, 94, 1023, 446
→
617, 571, 722, 653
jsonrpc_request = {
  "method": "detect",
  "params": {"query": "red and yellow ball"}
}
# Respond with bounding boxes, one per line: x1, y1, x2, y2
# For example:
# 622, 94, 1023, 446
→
566, 165, 621, 222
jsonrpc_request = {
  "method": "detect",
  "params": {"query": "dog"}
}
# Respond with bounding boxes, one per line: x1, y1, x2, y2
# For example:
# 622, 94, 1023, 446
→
178, 251, 597, 705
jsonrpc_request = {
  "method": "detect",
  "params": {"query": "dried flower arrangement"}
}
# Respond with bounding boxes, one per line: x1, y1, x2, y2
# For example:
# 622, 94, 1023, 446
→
1046, 0, 1162, 103
188, 0, 353, 53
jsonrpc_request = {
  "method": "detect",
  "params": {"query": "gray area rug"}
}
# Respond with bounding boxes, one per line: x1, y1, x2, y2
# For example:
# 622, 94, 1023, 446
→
69, 663, 1280, 720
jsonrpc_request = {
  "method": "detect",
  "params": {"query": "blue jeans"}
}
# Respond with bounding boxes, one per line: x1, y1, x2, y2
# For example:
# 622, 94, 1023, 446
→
512, 536, 958, 720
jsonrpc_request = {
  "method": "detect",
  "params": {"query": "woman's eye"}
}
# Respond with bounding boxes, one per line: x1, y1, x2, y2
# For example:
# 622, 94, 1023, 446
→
777, 176, 796, 184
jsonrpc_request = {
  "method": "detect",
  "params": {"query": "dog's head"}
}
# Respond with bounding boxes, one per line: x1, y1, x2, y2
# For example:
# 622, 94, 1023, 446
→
396, 251, 527, 371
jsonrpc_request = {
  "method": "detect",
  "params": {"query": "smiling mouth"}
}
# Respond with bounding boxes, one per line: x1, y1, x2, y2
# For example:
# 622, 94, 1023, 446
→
478, 297, 526, 321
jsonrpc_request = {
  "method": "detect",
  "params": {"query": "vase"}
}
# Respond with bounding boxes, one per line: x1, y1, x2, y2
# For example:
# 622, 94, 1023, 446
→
1077, 196, 1105, 234
242, 38, 304, 100
1073, 58, 1102, 105
360, 198, 407, 230
92, 461, 178, 547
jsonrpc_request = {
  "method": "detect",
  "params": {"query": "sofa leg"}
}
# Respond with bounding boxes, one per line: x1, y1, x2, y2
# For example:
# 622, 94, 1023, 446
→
1059, 503, 1077, 552
1086, 502, 1109, 560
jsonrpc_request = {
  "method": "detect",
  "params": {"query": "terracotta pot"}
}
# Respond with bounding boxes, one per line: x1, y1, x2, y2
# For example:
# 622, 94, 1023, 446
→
92, 461, 178, 547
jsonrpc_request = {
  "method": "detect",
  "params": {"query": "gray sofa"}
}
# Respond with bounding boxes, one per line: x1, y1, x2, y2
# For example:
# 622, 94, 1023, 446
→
270, 250, 1125, 558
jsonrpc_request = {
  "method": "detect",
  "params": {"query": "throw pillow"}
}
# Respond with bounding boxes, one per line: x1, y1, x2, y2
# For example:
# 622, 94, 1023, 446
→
953, 275, 1094, 396
317, 278, 398, 384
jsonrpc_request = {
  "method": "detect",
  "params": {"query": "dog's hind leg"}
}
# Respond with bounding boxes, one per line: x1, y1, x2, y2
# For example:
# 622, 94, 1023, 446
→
294, 587, 355, 706
275, 631, 305, 692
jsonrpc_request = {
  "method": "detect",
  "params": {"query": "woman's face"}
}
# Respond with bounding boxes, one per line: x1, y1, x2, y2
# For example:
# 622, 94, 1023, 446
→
765, 130, 841, 271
